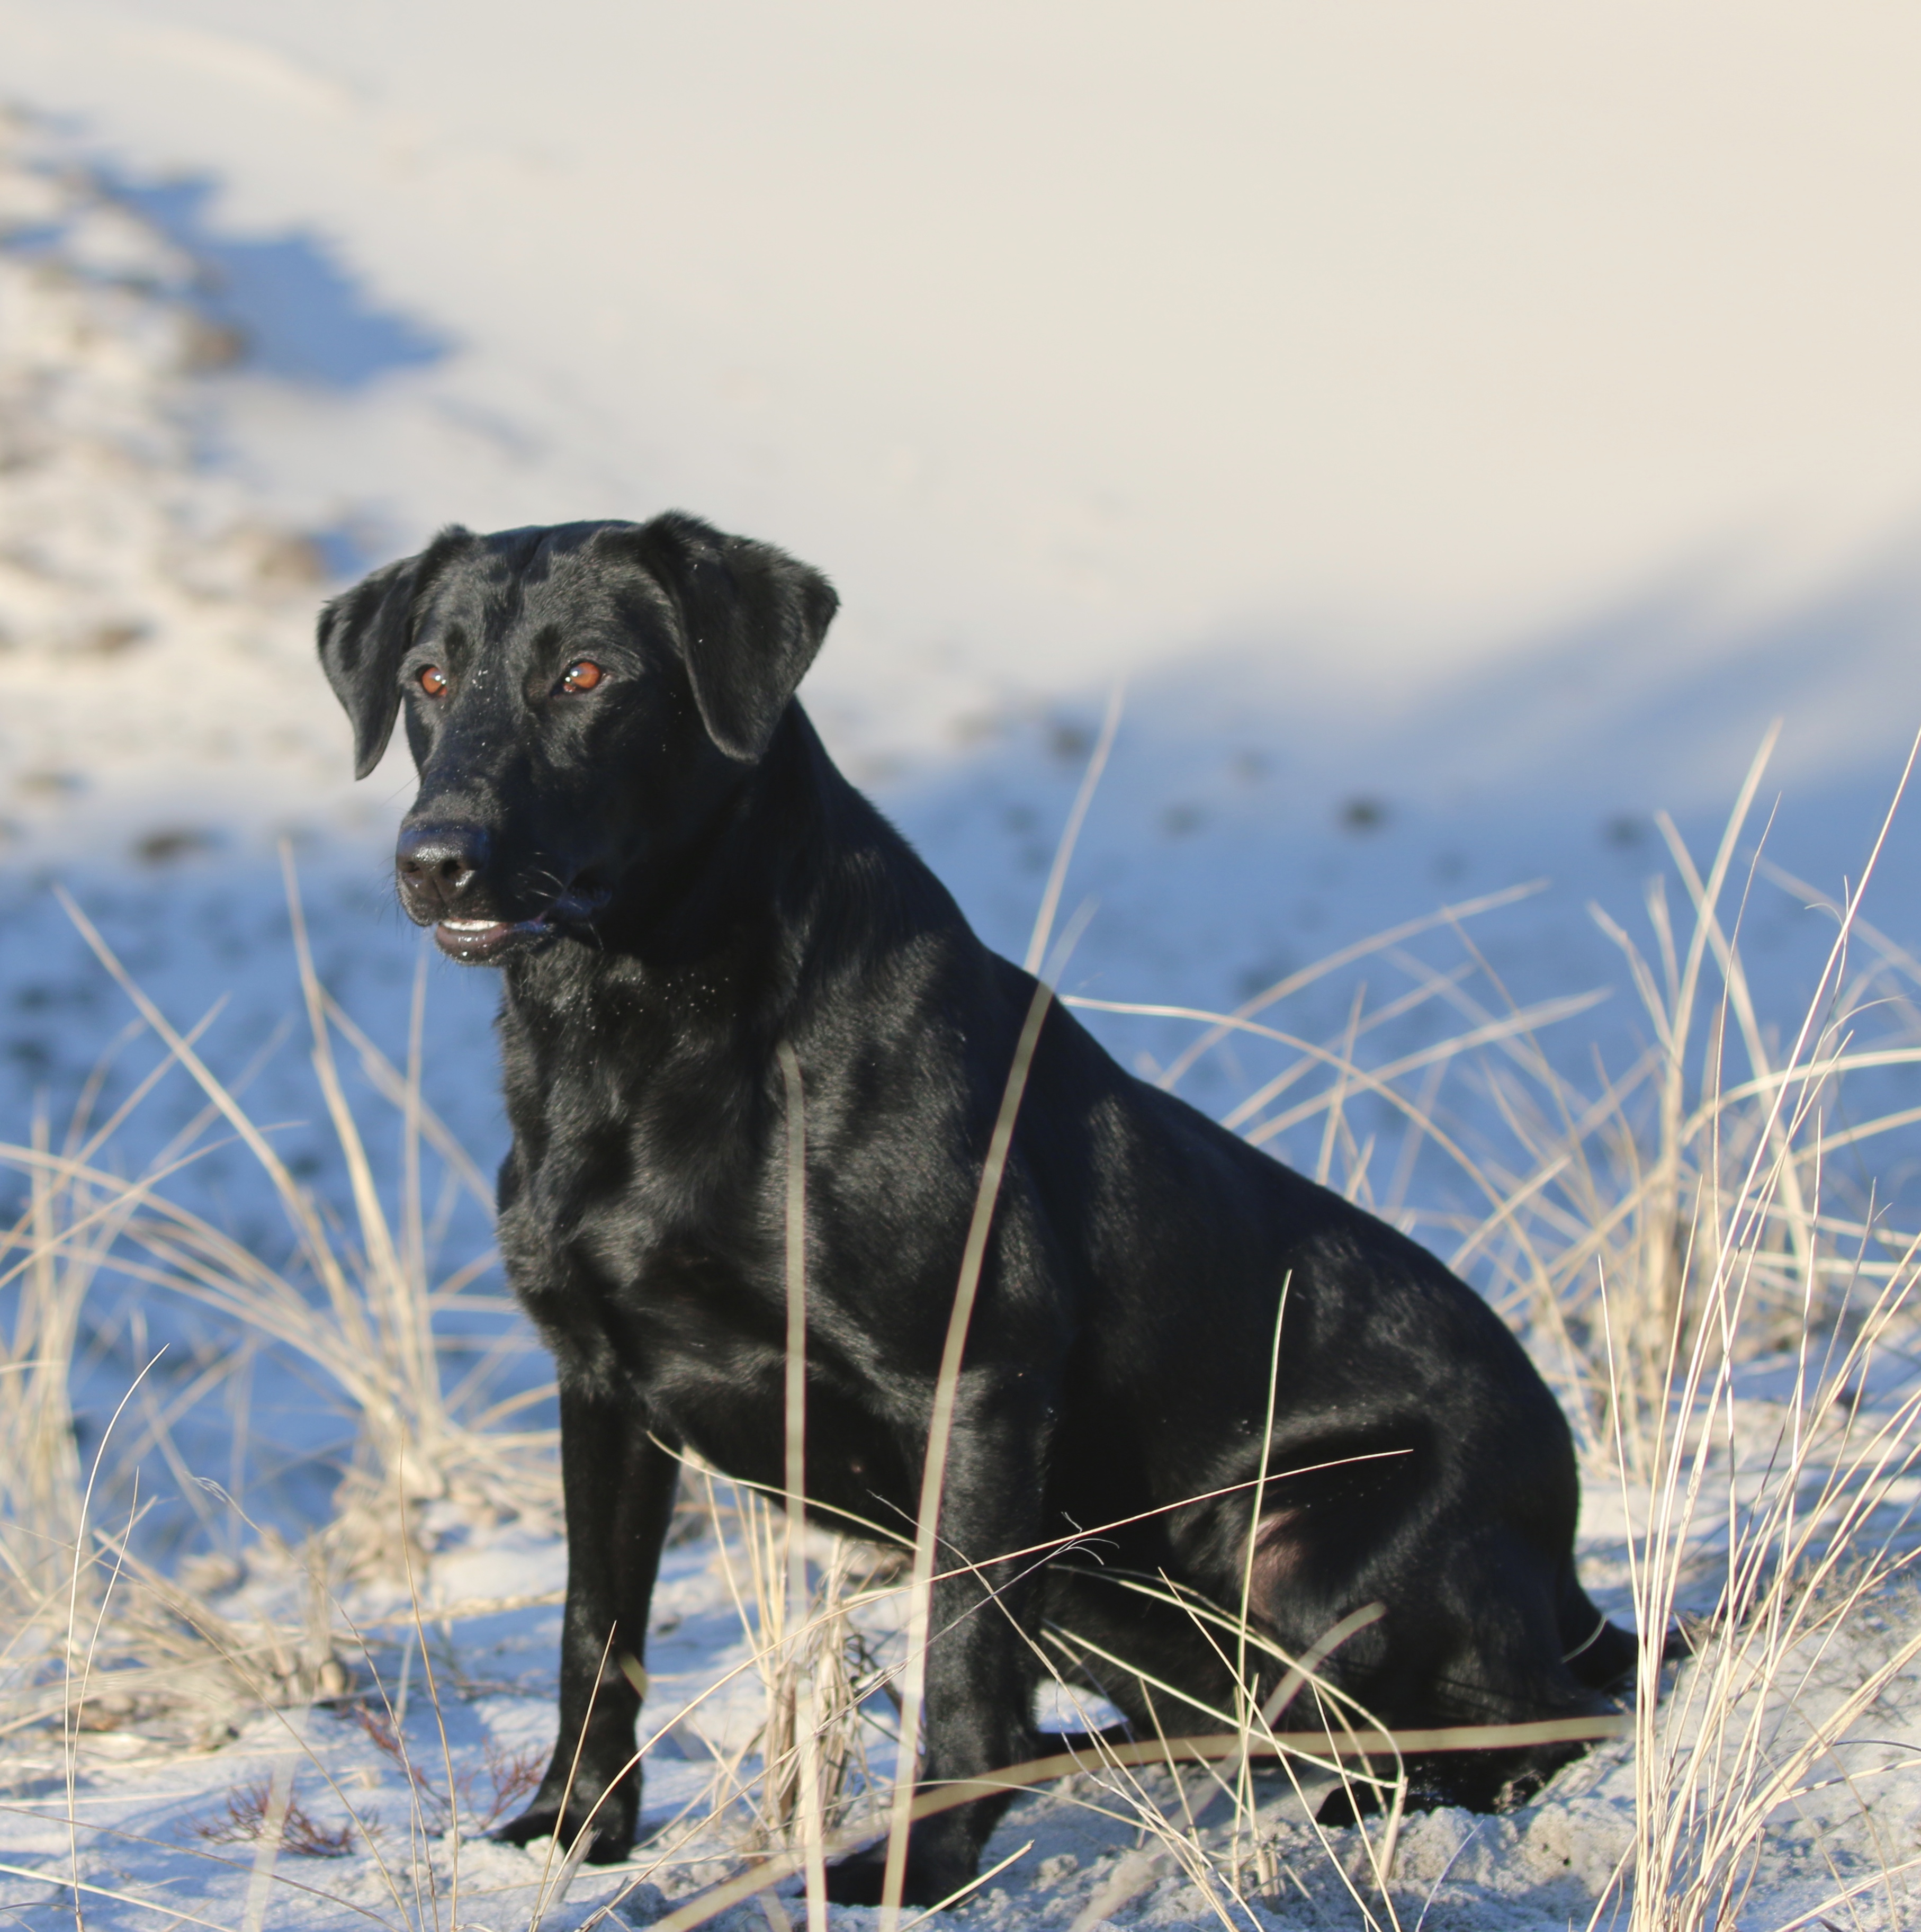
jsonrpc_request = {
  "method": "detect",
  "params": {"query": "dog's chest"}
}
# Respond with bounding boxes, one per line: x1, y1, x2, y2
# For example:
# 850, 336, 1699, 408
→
499, 1056, 908, 1507
499, 1018, 783, 1346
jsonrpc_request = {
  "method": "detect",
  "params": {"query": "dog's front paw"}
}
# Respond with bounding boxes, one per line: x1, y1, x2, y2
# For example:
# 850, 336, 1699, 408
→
492, 1788, 637, 1864
821, 1854, 887, 1907
824, 1845, 973, 1908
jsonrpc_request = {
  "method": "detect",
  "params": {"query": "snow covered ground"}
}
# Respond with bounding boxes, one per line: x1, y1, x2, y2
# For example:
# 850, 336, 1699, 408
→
4, 9, 1921, 1927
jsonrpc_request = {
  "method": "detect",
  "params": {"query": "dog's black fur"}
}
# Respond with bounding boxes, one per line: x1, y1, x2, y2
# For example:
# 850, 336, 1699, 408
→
318, 514, 1633, 1904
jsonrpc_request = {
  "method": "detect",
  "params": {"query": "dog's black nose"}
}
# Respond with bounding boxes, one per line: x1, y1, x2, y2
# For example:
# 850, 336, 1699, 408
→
396, 822, 492, 913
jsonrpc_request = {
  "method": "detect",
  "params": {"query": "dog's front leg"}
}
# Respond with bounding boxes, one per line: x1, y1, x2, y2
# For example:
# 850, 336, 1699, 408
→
496, 1380, 678, 1863
828, 1371, 1053, 1907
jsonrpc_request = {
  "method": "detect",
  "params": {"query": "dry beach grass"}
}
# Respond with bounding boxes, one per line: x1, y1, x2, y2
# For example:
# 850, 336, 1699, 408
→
3, 725, 1921, 1932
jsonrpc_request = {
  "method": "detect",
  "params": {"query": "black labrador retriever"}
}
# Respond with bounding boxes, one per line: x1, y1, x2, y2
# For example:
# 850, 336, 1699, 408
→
318, 514, 1632, 1904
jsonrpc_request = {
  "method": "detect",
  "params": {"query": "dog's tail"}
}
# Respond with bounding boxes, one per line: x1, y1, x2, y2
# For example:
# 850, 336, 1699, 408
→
1556, 1571, 1640, 1690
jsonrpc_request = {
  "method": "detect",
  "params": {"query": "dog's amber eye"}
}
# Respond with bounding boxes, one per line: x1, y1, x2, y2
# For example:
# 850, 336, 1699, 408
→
560, 660, 604, 694
418, 665, 448, 697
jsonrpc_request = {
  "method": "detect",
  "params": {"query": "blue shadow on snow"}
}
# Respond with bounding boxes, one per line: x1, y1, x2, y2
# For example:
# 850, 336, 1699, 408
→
122, 176, 447, 388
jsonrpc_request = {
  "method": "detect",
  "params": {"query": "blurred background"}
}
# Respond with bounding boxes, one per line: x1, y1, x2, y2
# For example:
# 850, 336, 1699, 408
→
4, 0, 1921, 1231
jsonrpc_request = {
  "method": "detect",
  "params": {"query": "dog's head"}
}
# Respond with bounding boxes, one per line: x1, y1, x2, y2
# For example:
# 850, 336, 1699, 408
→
317, 513, 838, 962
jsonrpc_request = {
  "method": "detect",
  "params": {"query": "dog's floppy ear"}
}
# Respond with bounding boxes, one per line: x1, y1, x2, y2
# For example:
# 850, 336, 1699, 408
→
631, 512, 839, 762
316, 526, 473, 777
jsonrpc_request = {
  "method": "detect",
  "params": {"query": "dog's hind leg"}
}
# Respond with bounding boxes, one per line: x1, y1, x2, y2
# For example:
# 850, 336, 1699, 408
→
1246, 1523, 1623, 1826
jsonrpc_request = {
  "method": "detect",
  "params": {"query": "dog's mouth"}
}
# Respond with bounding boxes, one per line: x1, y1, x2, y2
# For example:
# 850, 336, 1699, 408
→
433, 889, 611, 963
433, 915, 550, 962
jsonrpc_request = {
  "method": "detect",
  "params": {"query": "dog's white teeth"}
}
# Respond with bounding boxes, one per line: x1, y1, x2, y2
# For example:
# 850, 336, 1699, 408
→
441, 919, 500, 932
